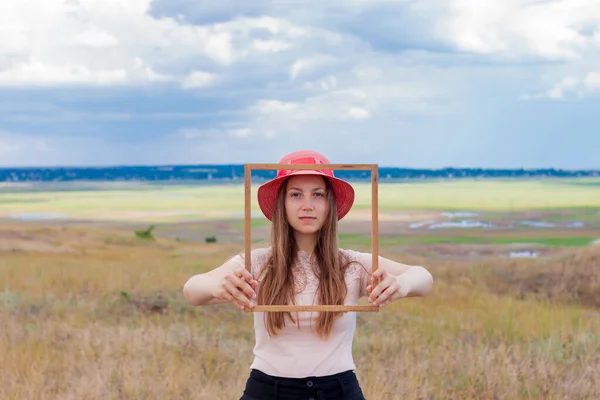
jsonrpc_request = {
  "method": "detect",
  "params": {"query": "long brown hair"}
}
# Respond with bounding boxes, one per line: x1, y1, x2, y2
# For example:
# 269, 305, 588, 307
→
256, 177, 353, 338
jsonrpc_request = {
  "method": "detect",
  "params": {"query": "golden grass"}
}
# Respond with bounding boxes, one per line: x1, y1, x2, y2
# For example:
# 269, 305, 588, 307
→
1, 222, 600, 399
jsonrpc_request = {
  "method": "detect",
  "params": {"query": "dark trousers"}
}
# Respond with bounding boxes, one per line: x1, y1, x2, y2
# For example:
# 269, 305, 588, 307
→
240, 368, 366, 400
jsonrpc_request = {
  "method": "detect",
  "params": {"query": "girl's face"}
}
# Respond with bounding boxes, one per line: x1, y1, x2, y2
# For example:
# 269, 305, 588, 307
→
284, 175, 330, 235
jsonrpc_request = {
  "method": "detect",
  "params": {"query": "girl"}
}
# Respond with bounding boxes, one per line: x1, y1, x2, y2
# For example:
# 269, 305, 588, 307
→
183, 150, 433, 400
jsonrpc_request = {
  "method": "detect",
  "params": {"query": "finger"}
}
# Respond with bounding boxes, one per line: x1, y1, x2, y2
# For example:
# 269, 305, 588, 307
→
223, 280, 253, 307
219, 290, 234, 303
219, 289, 245, 309
226, 274, 256, 299
368, 280, 387, 302
237, 279, 257, 300
369, 275, 395, 303
372, 283, 398, 307
217, 283, 246, 310
371, 269, 385, 282
369, 270, 384, 290
232, 286, 253, 307
236, 268, 254, 284
232, 270, 258, 297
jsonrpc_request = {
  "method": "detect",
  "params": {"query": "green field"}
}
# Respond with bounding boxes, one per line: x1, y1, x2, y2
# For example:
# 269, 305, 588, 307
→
1, 179, 600, 223
2, 179, 599, 253
338, 233, 599, 248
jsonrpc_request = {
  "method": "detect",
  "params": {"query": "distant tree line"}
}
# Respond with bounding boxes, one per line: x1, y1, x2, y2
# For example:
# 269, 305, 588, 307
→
0, 165, 598, 183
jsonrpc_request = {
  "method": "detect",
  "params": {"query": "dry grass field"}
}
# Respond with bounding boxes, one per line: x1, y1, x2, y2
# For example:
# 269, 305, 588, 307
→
1, 179, 600, 399
1, 221, 600, 399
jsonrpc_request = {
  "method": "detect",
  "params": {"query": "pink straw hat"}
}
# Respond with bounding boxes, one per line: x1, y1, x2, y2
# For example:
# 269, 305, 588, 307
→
257, 150, 355, 221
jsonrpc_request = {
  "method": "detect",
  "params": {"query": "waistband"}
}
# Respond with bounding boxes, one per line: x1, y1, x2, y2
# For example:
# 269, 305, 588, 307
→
243, 369, 359, 399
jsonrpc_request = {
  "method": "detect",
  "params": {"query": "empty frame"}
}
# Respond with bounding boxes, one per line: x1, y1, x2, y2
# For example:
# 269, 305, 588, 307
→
244, 163, 379, 312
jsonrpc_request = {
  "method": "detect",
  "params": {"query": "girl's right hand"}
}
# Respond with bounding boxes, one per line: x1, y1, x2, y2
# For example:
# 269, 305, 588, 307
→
214, 268, 258, 310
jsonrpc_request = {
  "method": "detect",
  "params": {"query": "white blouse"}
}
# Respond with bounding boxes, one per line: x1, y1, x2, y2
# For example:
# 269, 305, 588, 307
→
229, 247, 378, 378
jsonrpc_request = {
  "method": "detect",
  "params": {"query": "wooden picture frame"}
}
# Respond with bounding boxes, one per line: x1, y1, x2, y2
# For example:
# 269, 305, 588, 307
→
243, 163, 379, 312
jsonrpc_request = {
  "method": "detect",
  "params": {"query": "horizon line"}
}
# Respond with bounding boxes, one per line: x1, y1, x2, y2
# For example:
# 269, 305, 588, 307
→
0, 163, 599, 172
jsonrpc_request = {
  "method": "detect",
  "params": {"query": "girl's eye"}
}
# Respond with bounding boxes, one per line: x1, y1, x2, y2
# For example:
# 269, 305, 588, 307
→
290, 192, 325, 198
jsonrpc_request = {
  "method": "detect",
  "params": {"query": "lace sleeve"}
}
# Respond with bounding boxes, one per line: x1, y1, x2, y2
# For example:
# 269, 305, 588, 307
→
342, 249, 382, 297
228, 247, 271, 279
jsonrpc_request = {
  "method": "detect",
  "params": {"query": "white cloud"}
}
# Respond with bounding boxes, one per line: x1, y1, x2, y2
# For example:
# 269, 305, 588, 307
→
440, 0, 600, 61
304, 76, 338, 91
585, 71, 600, 90
228, 128, 253, 137
438, 0, 600, 101
289, 56, 339, 80
178, 128, 214, 139
182, 71, 216, 89
0, 130, 157, 167
342, 107, 371, 120
290, 59, 315, 80
0, 141, 20, 155
237, 57, 458, 141
252, 40, 292, 52
546, 77, 582, 100
0, 132, 52, 161
0, 0, 324, 88
0, 62, 129, 87
520, 71, 600, 100
254, 100, 299, 114
4, 0, 594, 91
71, 26, 120, 48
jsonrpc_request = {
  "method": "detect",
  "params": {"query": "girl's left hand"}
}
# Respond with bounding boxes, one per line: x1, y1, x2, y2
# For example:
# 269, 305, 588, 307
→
366, 268, 409, 307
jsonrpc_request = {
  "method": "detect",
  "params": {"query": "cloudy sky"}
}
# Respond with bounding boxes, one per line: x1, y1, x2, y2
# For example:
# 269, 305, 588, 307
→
0, 0, 599, 169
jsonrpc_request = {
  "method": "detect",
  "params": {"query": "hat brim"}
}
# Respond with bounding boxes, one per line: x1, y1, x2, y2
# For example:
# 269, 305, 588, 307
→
257, 170, 355, 221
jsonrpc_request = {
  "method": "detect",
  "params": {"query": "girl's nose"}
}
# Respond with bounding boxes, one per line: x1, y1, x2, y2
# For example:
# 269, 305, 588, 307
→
302, 197, 314, 209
